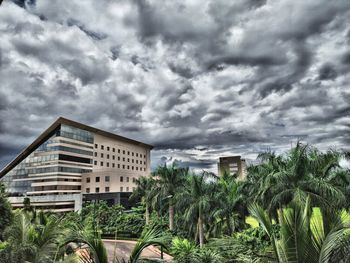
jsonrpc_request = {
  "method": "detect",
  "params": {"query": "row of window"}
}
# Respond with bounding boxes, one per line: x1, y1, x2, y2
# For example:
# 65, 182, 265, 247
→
86, 186, 135, 193
86, 176, 136, 183
93, 161, 146, 171
94, 152, 146, 164
94, 144, 146, 159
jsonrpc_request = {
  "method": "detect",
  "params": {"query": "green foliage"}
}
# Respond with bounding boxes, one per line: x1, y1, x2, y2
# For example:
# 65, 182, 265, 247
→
0, 183, 13, 239
171, 237, 198, 263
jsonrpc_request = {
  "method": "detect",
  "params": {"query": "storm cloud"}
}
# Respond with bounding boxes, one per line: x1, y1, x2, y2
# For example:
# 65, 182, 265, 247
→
0, 0, 350, 173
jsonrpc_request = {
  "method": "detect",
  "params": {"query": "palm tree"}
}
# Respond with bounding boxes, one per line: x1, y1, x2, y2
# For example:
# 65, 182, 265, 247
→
179, 172, 215, 248
211, 172, 244, 236
153, 163, 187, 231
249, 198, 350, 262
115, 226, 168, 263
130, 176, 155, 225
245, 143, 346, 216
1, 210, 65, 263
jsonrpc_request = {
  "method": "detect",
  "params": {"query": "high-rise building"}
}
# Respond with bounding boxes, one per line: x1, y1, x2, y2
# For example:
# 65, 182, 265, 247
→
217, 156, 247, 180
0, 117, 152, 212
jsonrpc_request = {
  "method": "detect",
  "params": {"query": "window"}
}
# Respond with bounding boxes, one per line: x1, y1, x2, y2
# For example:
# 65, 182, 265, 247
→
132, 152, 134, 156
112, 155, 115, 160
105, 187, 110, 192
122, 165, 125, 169
136, 167, 138, 171
132, 166, 134, 170
105, 176, 110, 182
127, 158, 130, 162
107, 154, 110, 159
96, 187, 100, 193
101, 153, 104, 158
95, 144, 98, 148
136, 160, 138, 164
118, 149, 120, 153
132, 177, 136, 183
123, 157, 125, 161
120, 176, 124, 182
132, 159, 134, 163
94, 160, 97, 165
86, 177, 90, 183
107, 146, 110, 151
144, 161, 146, 165
86, 188, 90, 193
94, 152, 97, 157
123, 150, 125, 154
101, 145, 104, 150
144, 154, 146, 159
100, 161, 103, 166
132, 187, 136, 191
120, 186, 123, 192
126, 177, 129, 182
118, 156, 120, 161
107, 162, 109, 167
126, 187, 129, 192
113, 148, 115, 152
112, 163, 115, 168
136, 153, 138, 157
118, 164, 120, 168
127, 151, 130, 155
144, 168, 146, 171
96, 177, 100, 182
127, 165, 130, 169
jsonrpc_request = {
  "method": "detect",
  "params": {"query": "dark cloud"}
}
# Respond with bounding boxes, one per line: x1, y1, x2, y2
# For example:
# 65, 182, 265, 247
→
1, 0, 350, 173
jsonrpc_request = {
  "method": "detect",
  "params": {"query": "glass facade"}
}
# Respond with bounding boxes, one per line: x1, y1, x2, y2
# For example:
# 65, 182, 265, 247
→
0, 124, 94, 196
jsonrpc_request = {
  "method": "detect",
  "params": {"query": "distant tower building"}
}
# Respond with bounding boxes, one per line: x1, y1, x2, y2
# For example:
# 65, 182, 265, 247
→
218, 156, 247, 180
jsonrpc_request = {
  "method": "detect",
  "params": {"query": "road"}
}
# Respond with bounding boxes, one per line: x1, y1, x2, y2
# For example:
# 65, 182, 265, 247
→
103, 239, 172, 262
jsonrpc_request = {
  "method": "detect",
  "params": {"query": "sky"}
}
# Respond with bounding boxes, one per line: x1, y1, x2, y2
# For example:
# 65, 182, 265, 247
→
0, 0, 350, 173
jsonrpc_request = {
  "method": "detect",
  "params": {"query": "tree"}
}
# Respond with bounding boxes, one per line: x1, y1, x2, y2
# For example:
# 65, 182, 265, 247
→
153, 163, 187, 231
0, 183, 12, 240
130, 176, 155, 225
179, 172, 215, 248
249, 197, 350, 262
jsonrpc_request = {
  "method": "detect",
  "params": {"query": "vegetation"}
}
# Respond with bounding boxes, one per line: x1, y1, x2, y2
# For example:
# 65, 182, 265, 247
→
0, 142, 349, 262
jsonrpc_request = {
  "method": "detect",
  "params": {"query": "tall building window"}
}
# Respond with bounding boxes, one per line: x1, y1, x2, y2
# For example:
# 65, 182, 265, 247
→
107, 162, 109, 167
96, 177, 100, 182
96, 187, 100, 193
113, 148, 115, 152
136, 153, 138, 157
94, 160, 97, 165
132, 159, 134, 163
100, 161, 103, 166
123, 158, 125, 161
120, 176, 124, 182
126, 177, 129, 182
127, 151, 130, 155
122, 165, 125, 169
107, 154, 110, 159
112, 155, 115, 160
95, 144, 98, 148
132, 152, 134, 156
120, 186, 123, 192
86, 188, 90, 193
127, 165, 130, 169
112, 163, 115, 168
101, 153, 104, 158
107, 146, 110, 151
127, 158, 130, 162
94, 152, 97, 157
118, 164, 120, 168
105, 187, 110, 192
101, 145, 104, 150
118, 149, 120, 153
136, 167, 138, 171
118, 156, 120, 161
86, 177, 90, 183
132, 166, 134, 170
123, 150, 125, 154
126, 187, 129, 192
105, 176, 110, 182
132, 177, 136, 183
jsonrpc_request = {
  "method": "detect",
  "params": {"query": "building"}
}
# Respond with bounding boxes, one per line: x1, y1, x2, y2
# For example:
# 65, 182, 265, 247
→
0, 117, 152, 212
218, 156, 247, 180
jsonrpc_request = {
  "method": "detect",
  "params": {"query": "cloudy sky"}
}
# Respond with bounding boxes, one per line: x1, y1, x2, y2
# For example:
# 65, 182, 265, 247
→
0, 0, 349, 173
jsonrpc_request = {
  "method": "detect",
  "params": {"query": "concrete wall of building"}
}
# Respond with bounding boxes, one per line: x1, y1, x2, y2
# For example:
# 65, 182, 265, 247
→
81, 133, 151, 194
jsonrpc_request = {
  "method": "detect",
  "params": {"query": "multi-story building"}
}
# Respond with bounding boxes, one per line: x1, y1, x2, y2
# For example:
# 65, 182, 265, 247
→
0, 117, 152, 212
218, 156, 247, 180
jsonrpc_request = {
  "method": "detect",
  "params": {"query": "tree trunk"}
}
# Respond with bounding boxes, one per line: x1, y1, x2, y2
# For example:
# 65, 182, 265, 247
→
145, 203, 150, 225
169, 204, 174, 231
198, 215, 204, 248
227, 216, 233, 236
